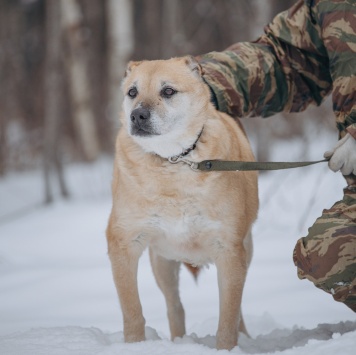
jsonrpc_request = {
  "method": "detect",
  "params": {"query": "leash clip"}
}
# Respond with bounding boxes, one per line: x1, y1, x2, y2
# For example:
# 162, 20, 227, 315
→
168, 156, 199, 171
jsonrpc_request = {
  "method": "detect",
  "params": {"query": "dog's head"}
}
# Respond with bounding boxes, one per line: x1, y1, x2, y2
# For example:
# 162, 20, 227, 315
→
121, 56, 211, 158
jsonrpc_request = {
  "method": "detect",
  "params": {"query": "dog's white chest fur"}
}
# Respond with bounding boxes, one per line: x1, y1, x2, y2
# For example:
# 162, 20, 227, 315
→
136, 197, 224, 265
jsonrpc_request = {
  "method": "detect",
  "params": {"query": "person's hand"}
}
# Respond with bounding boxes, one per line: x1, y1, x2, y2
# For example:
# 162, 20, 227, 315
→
324, 133, 356, 175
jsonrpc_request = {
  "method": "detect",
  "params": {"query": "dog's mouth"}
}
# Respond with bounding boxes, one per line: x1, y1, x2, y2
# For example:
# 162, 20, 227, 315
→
130, 123, 159, 137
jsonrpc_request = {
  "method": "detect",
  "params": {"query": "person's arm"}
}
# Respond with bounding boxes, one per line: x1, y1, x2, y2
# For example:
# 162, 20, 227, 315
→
311, 0, 356, 139
200, 0, 333, 120
313, 0, 356, 179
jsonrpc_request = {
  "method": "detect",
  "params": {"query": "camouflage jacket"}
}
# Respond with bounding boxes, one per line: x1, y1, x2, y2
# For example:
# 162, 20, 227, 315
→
199, 0, 356, 139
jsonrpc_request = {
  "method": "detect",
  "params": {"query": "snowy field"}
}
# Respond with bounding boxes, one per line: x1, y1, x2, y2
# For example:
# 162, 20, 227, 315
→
0, 132, 355, 354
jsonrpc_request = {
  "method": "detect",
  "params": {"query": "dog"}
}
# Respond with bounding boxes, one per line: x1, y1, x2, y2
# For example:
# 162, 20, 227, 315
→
106, 56, 258, 350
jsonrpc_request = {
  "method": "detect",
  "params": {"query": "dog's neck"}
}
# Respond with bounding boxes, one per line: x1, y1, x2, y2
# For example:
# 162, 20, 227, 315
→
168, 126, 204, 162
130, 124, 205, 159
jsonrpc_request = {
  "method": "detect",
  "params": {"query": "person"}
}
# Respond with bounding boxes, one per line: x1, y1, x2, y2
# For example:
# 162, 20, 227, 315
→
198, 0, 356, 311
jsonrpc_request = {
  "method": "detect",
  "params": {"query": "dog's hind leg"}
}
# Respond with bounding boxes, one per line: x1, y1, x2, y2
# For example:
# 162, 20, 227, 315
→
238, 311, 250, 337
215, 246, 247, 350
149, 248, 186, 340
239, 230, 252, 338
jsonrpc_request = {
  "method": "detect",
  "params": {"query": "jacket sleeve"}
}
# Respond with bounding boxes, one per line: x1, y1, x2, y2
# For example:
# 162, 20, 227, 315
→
199, 0, 356, 137
313, 0, 356, 139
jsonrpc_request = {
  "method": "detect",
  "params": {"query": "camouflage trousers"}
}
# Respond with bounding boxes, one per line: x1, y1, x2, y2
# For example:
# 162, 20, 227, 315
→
293, 183, 356, 312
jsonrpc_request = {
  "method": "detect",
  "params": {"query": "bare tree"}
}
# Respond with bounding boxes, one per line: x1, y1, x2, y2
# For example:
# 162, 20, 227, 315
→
161, 0, 185, 58
43, 0, 69, 203
61, 0, 100, 161
270, 0, 296, 15
0, 0, 6, 175
0, 115, 5, 176
79, 1, 110, 152
106, 0, 134, 137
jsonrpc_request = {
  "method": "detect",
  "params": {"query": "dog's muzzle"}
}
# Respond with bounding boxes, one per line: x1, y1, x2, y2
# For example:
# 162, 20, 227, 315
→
130, 107, 157, 137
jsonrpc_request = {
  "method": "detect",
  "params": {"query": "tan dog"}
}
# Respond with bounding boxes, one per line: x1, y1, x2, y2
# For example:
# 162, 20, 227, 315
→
106, 56, 258, 350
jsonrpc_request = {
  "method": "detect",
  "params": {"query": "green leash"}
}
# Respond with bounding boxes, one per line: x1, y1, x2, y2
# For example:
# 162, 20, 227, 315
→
167, 124, 330, 172
168, 156, 329, 172
196, 159, 329, 172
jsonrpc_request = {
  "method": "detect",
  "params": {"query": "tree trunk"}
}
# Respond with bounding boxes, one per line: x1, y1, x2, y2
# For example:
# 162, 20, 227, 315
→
106, 0, 134, 137
270, 0, 296, 16
0, 1, 6, 176
43, 0, 69, 203
61, 0, 100, 161
161, 0, 184, 58
0, 116, 6, 176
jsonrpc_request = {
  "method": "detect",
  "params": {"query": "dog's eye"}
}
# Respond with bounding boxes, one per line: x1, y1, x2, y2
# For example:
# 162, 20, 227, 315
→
161, 87, 176, 98
128, 87, 138, 98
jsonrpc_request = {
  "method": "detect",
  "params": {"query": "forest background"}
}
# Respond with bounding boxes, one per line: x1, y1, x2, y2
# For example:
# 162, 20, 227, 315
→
0, 0, 337, 205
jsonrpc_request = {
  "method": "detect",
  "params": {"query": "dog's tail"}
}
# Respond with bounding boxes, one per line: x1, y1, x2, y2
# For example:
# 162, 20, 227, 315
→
183, 263, 200, 281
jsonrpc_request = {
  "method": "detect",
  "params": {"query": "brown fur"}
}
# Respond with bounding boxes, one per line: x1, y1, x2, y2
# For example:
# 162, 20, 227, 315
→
106, 56, 258, 350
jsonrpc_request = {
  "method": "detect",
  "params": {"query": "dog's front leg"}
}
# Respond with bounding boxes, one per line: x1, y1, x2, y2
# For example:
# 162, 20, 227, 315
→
108, 238, 145, 343
215, 248, 247, 350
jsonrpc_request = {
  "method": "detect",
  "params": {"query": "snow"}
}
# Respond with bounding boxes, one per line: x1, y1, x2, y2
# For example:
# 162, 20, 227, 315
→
0, 133, 355, 354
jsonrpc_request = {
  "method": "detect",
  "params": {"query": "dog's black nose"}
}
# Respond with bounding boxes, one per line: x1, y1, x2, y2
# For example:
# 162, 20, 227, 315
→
130, 107, 150, 122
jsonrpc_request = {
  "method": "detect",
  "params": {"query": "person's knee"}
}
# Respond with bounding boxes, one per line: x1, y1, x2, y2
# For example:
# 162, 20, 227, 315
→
294, 236, 356, 310
331, 282, 356, 312
293, 186, 356, 311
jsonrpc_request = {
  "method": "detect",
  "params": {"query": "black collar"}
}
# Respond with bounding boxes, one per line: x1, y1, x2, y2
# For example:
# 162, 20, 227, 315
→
169, 126, 204, 162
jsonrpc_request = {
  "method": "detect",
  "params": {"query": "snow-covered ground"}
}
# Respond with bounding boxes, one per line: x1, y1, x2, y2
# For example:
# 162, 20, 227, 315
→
0, 132, 355, 354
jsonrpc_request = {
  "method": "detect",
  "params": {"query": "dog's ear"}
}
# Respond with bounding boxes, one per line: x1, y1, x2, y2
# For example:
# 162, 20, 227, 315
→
184, 55, 204, 77
124, 61, 142, 77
